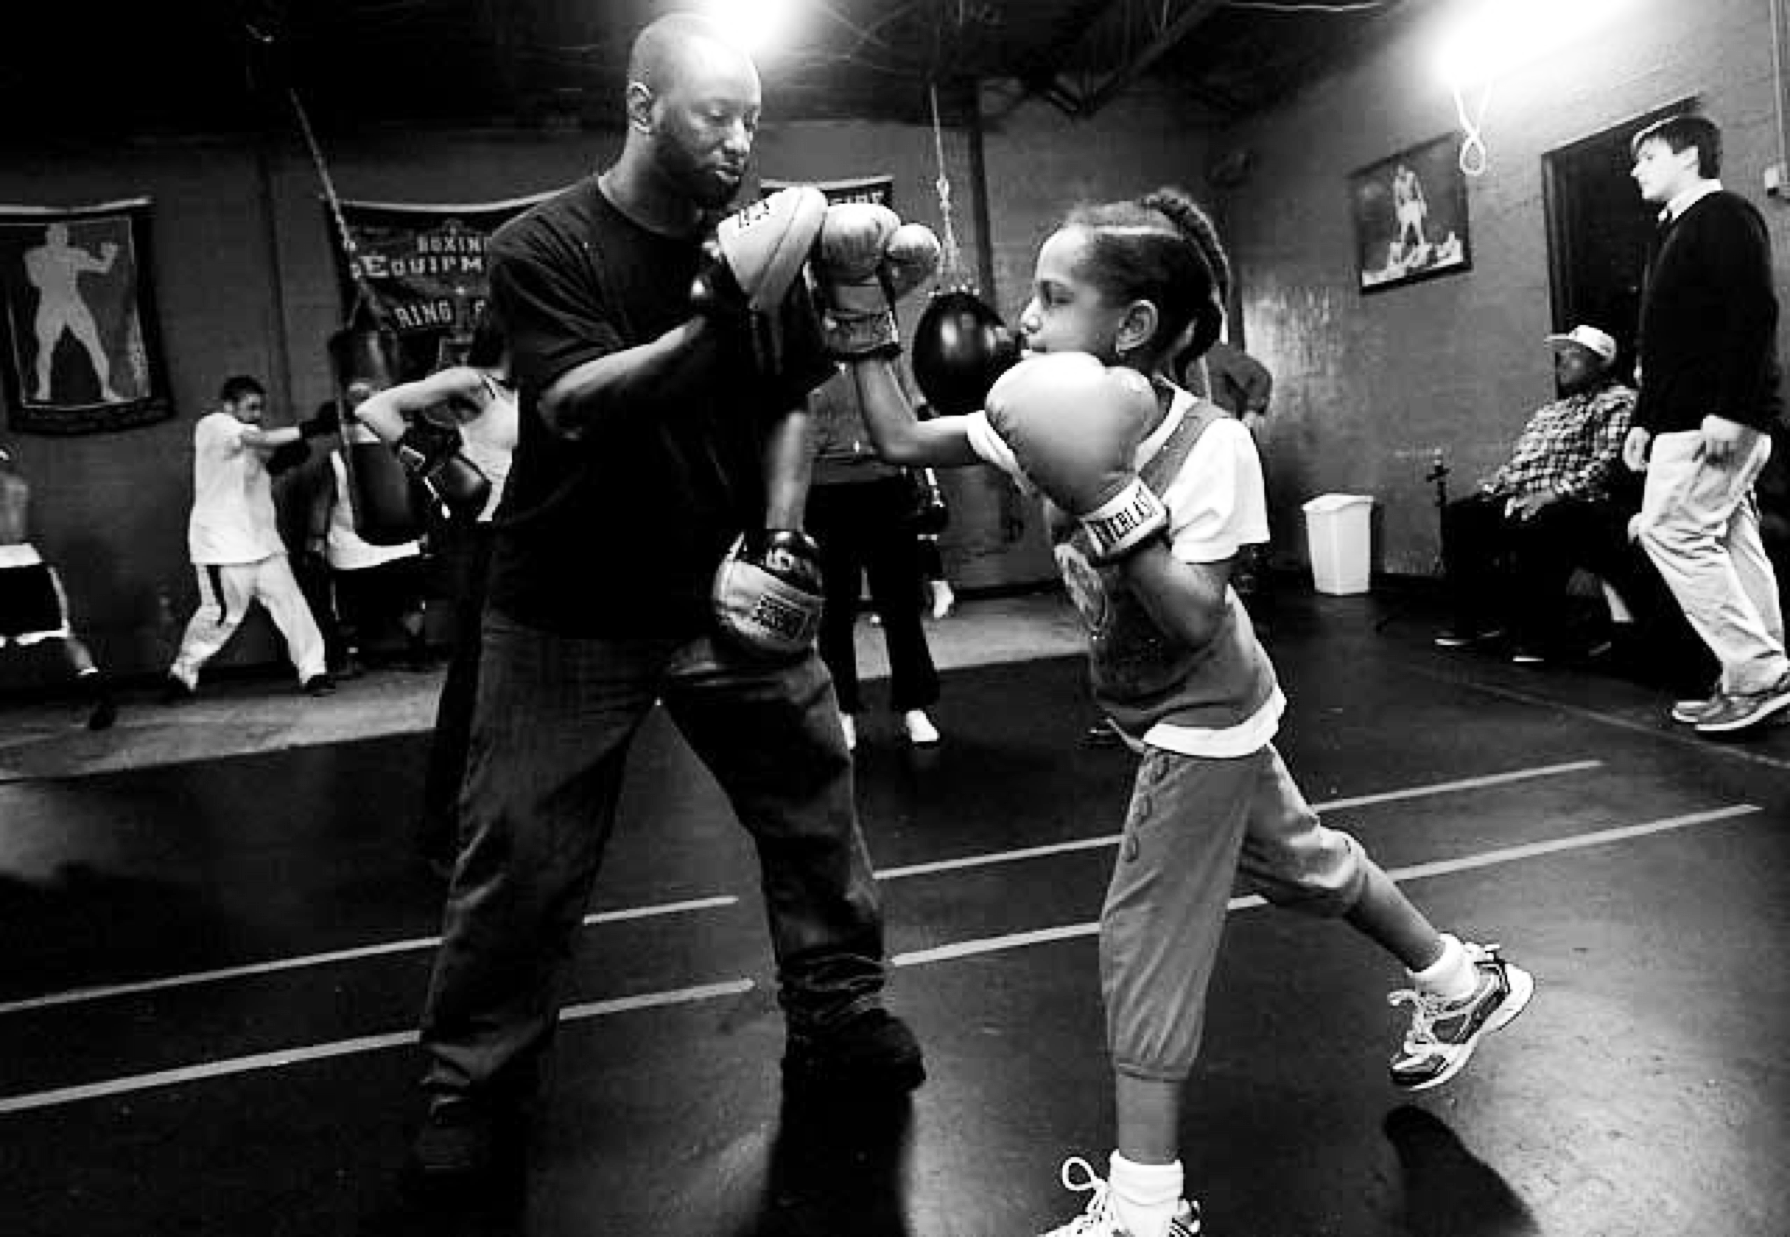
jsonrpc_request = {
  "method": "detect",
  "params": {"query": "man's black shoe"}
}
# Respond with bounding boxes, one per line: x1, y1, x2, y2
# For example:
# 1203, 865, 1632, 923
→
406, 1096, 529, 1192
160, 675, 194, 704
783, 1007, 925, 1095
302, 673, 337, 697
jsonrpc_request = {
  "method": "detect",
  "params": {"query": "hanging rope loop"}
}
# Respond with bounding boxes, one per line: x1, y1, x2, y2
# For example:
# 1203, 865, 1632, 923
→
929, 82, 967, 288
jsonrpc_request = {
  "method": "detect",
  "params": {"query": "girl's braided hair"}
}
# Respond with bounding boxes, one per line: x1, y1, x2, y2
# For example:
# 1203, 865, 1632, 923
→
1063, 186, 1229, 364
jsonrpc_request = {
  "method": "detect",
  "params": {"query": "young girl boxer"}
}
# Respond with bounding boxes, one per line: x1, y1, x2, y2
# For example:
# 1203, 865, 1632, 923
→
851, 187, 1533, 1237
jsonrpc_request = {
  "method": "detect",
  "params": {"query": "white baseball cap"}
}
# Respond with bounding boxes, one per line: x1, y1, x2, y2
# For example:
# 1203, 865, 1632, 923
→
1544, 325, 1618, 365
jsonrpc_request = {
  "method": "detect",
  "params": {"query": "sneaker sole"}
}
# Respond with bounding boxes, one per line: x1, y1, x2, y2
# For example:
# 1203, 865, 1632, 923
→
1693, 690, 1790, 733
1394, 963, 1535, 1093
1670, 703, 1720, 724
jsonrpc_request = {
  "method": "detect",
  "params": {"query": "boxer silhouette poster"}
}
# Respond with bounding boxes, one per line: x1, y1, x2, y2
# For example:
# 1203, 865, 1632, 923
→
1350, 136, 1472, 294
0, 198, 172, 434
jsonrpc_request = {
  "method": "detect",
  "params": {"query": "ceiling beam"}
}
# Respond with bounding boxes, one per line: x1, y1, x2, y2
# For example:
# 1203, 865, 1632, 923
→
1035, 0, 1230, 118
1080, 0, 1228, 116
1008, 0, 1127, 79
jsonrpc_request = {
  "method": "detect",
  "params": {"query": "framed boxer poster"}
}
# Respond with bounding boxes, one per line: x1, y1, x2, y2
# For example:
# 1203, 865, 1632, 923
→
0, 198, 173, 434
1350, 135, 1473, 294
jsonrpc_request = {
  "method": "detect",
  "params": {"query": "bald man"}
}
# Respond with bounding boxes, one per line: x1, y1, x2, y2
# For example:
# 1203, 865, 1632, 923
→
411, 13, 921, 1183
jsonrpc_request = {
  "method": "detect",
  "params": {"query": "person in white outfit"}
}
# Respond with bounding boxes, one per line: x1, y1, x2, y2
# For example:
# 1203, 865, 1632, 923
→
163, 375, 338, 700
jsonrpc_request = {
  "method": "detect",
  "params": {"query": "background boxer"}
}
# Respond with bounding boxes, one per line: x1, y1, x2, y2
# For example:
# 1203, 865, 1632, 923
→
348, 309, 517, 874
163, 375, 337, 700
0, 443, 116, 729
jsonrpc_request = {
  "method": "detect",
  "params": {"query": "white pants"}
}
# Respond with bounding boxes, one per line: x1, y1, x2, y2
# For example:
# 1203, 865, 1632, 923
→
1637, 429, 1788, 695
169, 555, 327, 688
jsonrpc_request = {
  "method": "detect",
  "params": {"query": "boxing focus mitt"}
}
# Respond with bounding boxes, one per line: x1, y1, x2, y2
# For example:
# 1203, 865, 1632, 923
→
711, 529, 825, 658
985, 352, 1169, 562
691, 187, 830, 381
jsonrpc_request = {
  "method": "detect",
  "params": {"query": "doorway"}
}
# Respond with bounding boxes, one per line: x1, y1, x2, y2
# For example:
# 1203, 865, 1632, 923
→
1542, 98, 1697, 385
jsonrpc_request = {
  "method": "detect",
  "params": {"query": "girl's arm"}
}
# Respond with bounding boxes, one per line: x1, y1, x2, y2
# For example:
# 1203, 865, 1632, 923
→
847, 357, 983, 469
354, 368, 490, 443
1117, 545, 1234, 651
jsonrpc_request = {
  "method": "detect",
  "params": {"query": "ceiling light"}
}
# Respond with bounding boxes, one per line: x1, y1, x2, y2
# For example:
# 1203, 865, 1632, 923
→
698, 0, 803, 57
1436, 0, 1635, 88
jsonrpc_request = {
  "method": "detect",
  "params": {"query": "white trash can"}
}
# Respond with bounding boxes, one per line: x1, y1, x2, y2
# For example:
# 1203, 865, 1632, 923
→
1301, 493, 1375, 595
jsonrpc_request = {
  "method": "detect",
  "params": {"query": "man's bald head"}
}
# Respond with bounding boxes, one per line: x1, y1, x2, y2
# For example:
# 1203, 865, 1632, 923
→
627, 13, 752, 95
616, 11, 762, 212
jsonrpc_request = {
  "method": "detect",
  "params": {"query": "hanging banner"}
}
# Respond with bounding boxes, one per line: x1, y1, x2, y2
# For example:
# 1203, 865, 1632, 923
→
330, 190, 560, 380
0, 198, 172, 435
761, 174, 893, 209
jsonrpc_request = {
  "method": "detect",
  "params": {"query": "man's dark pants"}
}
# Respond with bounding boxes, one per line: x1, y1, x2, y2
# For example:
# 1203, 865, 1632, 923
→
418, 521, 494, 868
1441, 491, 1642, 647
419, 610, 886, 1106
808, 475, 941, 715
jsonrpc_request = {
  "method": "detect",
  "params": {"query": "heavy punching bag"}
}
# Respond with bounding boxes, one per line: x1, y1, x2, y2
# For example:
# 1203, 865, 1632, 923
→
911, 288, 1021, 416
328, 325, 425, 546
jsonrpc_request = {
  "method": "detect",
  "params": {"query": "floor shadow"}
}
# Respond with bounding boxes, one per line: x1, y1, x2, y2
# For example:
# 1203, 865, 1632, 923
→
1384, 1105, 1539, 1237
739, 1088, 915, 1237
359, 1148, 531, 1237
0, 864, 227, 1000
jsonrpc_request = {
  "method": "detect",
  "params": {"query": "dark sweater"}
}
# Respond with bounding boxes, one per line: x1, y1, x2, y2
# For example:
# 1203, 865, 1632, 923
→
1635, 188, 1782, 434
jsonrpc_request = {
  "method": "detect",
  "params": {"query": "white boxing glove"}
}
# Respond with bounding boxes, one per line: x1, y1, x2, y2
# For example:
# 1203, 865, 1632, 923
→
711, 529, 825, 657
985, 352, 1169, 562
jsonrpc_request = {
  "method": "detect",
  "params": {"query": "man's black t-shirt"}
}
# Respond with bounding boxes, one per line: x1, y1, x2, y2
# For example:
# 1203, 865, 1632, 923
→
485, 176, 800, 636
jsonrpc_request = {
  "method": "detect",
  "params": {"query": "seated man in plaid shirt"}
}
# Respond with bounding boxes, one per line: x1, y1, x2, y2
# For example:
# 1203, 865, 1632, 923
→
1435, 325, 1640, 664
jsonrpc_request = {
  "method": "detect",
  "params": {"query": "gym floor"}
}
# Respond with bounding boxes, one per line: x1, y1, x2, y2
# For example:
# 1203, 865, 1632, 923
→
1, 586, 1785, 1237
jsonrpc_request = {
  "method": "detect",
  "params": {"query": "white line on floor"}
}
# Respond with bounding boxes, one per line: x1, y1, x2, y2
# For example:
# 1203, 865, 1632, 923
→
1, 759, 1600, 1016
0, 979, 755, 1116
0, 896, 741, 1017
891, 804, 1758, 966
0, 801, 1756, 1116
875, 759, 1603, 880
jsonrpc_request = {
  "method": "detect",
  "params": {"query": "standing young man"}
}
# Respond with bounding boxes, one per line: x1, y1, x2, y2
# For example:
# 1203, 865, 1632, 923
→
411, 12, 924, 1181
163, 375, 337, 700
1624, 114, 1789, 733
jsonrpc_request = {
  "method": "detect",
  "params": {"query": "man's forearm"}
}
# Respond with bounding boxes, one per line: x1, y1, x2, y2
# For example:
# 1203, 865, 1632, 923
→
762, 410, 815, 529
240, 425, 304, 452
539, 318, 726, 441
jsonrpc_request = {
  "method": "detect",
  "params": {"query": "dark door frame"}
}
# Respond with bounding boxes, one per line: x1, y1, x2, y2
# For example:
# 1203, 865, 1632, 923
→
1542, 94, 1699, 341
